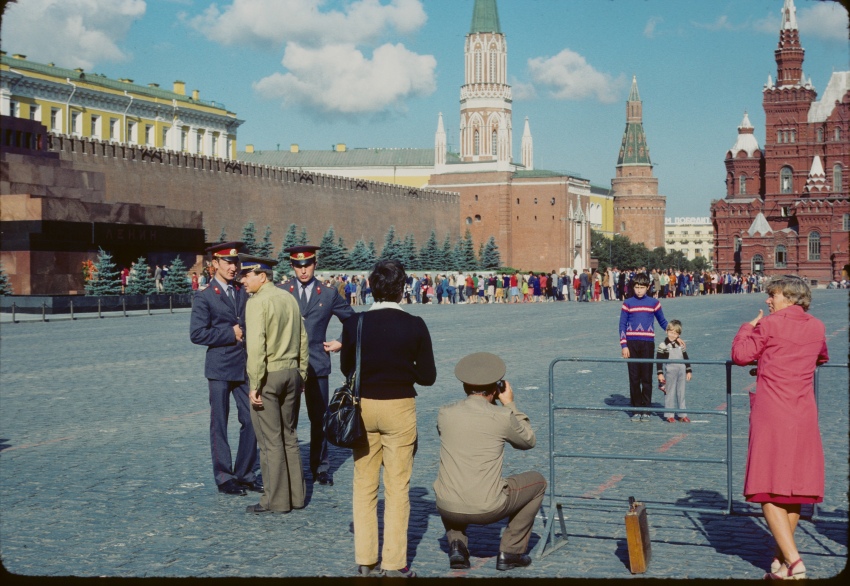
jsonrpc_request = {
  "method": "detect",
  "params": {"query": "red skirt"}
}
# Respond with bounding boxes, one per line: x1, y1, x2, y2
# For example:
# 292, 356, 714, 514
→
746, 492, 822, 504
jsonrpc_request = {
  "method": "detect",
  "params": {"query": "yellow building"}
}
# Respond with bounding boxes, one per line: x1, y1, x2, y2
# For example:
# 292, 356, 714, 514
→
1, 51, 241, 158
664, 217, 714, 261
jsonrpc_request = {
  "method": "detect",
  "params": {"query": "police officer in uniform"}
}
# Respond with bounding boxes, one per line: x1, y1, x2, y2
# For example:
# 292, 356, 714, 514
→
280, 245, 355, 485
189, 242, 261, 496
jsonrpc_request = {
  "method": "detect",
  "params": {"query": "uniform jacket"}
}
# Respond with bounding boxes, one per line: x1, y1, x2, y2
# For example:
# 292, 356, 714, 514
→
434, 395, 536, 515
245, 282, 309, 390
732, 304, 829, 498
279, 278, 355, 377
189, 278, 247, 381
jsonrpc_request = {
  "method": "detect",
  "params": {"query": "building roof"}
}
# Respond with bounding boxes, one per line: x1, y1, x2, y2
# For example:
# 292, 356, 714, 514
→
747, 212, 773, 237
0, 53, 231, 113
617, 121, 652, 167
808, 71, 850, 123
470, 0, 501, 34
237, 147, 460, 168
513, 169, 586, 180
729, 111, 761, 157
781, 0, 798, 30
628, 75, 641, 102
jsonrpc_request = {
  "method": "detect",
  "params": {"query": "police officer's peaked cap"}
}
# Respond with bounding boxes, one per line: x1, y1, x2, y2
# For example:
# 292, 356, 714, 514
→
454, 352, 506, 386
238, 254, 277, 273
206, 241, 244, 261
284, 245, 320, 267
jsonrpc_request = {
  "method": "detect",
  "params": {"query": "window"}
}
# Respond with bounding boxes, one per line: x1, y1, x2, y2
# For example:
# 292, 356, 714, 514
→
489, 49, 497, 81
776, 130, 782, 143
695, 249, 702, 256
473, 129, 480, 155
621, 222, 626, 231
196, 131, 203, 154
474, 215, 481, 222
752, 254, 764, 274
29, 104, 40, 121
834, 164, 843, 192
491, 129, 497, 156
780, 166, 793, 194
739, 174, 747, 195
50, 108, 60, 131
226, 138, 232, 158
9, 100, 19, 117
735, 237, 742, 252
516, 198, 519, 204
808, 231, 820, 260
474, 194, 478, 201
145, 124, 153, 146
71, 111, 82, 135
90, 115, 101, 139
816, 128, 823, 142
211, 133, 218, 155
843, 214, 850, 231
465, 217, 472, 225
181, 128, 188, 151
475, 51, 482, 83
128, 121, 138, 144
790, 129, 796, 143
161, 126, 169, 148
836, 127, 842, 142
775, 245, 787, 268
110, 118, 119, 141
534, 198, 538, 204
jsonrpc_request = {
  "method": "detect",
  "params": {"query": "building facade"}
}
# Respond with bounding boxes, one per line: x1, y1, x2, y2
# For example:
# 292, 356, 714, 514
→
664, 217, 714, 262
711, 0, 849, 283
1, 52, 241, 158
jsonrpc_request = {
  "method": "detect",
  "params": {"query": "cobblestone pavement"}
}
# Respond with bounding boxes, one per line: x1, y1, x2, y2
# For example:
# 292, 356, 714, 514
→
1, 291, 847, 579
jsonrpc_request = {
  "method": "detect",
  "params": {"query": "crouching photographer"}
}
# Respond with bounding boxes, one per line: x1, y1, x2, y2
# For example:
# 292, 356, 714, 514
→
433, 352, 546, 572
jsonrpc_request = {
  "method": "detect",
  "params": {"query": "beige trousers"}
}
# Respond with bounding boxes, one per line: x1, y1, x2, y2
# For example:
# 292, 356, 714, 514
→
352, 397, 417, 570
250, 368, 305, 512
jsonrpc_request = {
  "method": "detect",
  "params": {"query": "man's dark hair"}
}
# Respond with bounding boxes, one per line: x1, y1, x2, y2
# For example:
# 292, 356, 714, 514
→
369, 259, 406, 302
463, 382, 498, 396
250, 268, 274, 281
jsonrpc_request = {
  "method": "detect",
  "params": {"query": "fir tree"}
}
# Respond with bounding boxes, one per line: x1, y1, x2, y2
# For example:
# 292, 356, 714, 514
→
85, 248, 122, 296
218, 226, 227, 242
336, 237, 350, 270
458, 229, 479, 271
440, 234, 455, 271
0, 261, 13, 295
257, 226, 274, 257
299, 227, 309, 245
481, 236, 501, 270
348, 240, 372, 271
275, 224, 300, 281
419, 230, 439, 270
399, 233, 417, 271
125, 256, 156, 295
241, 221, 258, 254
380, 225, 401, 261
367, 241, 378, 268
319, 227, 342, 270
163, 256, 192, 294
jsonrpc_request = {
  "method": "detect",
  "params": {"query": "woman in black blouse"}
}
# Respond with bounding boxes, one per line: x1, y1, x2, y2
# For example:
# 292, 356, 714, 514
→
341, 259, 436, 578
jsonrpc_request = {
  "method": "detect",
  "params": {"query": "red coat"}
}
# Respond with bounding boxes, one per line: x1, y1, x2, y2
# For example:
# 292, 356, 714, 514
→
731, 304, 829, 498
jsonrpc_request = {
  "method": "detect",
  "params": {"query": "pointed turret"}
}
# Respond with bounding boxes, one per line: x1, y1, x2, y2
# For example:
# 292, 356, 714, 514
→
470, 0, 501, 33
729, 111, 761, 158
805, 155, 828, 194
617, 76, 651, 167
747, 212, 773, 237
775, 0, 804, 87
521, 117, 533, 170
435, 112, 447, 167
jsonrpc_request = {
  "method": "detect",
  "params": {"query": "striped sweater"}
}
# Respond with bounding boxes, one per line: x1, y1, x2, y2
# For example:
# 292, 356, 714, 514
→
619, 294, 668, 347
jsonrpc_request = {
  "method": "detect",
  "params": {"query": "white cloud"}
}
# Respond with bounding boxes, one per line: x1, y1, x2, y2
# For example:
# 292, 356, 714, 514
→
253, 42, 436, 114
1, 0, 146, 69
188, 0, 427, 49
797, 3, 848, 42
526, 49, 626, 104
692, 15, 743, 32
644, 16, 663, 39
511, 79, 537, 101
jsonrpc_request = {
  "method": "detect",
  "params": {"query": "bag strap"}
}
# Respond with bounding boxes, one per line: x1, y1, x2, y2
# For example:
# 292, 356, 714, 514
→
353, 314, 363, 402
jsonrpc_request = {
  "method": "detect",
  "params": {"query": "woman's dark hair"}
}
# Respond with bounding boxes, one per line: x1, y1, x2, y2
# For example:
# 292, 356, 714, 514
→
369, 259, 406, 302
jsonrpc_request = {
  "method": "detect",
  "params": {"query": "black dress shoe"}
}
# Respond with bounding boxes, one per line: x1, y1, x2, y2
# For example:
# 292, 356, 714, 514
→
315, 471, 333, 486
496, 551, 532, 571
239, 478, 264, 493
449, 540, 470, 569
217, 479, 247, 496
245, 503, 278, 514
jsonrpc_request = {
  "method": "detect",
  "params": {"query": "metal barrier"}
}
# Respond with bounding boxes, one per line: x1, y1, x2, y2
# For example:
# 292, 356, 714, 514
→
536, 357, 847, 559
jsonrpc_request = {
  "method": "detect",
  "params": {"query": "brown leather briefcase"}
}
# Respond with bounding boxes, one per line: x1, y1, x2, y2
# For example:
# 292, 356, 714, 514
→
625, 496, 651, 574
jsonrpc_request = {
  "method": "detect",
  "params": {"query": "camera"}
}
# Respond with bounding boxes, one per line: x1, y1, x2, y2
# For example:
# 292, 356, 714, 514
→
495, 380, 505, 393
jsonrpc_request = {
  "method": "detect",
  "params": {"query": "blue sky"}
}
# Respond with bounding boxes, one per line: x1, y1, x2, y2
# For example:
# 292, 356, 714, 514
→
3, 0, 847, 218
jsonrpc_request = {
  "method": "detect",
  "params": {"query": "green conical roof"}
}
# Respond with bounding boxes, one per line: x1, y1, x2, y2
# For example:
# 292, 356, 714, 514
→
470, 0, 501, 33
617, 122, 652, 166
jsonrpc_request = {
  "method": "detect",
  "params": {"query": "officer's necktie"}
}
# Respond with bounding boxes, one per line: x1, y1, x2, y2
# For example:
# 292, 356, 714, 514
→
299, 284, 308, 312
227, 286, 235, 301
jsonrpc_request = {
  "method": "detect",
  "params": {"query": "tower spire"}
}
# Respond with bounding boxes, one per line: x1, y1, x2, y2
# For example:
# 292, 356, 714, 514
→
618, 76, 651, 167
521, 117, 533, 170
775, 0, 804, 87
470, 0, 501, 34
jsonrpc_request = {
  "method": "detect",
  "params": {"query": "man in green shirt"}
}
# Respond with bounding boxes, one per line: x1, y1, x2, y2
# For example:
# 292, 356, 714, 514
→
240, 255, 309, 514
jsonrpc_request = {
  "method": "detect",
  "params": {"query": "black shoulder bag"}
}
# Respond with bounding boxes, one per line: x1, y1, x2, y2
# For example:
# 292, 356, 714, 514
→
324, 314, 364, 448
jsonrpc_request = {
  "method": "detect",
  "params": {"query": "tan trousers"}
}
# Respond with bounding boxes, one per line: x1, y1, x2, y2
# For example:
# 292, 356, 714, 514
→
250, 368, 305, 512
352, 397, 417, 570
437, 471, 547, 554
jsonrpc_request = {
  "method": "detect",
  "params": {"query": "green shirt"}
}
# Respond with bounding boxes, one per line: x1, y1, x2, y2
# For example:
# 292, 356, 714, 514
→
245, 281, 309, 390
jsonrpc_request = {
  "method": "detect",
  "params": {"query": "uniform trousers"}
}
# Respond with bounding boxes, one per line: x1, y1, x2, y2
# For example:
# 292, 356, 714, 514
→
353, 397, 416, 571
208, 379, 258, 486
437, 471, 546, 554
626, 340, 655, 409
294, 373, 330, 476
663, 365, 688, 419
250, 369, 305, 511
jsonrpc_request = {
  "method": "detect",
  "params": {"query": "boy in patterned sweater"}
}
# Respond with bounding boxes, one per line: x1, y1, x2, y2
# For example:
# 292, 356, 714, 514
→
619, 272, 668, 421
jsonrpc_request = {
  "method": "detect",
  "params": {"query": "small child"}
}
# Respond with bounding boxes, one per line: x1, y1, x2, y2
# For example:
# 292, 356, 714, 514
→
656, 320, 693, 423
619, 272, 668, 421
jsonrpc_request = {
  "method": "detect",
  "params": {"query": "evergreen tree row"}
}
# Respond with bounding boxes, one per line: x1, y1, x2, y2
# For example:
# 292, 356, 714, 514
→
225, 221, 501, 273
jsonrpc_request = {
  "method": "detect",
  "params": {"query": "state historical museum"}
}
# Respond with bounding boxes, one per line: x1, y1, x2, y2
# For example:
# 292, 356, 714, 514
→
711, 0, 849, 284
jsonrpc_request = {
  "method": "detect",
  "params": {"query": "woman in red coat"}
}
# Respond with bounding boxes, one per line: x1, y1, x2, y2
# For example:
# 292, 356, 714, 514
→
731, 275, 829, 580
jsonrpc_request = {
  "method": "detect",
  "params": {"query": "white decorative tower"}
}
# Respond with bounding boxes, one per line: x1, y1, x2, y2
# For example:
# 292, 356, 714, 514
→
521, 117, 533, 170
458, 0, 513, 170
435, 112, 447, 169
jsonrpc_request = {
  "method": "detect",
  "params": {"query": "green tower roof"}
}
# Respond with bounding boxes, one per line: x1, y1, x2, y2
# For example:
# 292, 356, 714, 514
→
470, 0, 501, 33
617, 122, 652, 166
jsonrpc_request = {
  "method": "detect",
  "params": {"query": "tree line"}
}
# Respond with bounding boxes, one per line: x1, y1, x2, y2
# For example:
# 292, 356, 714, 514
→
591, 229, 712, 273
